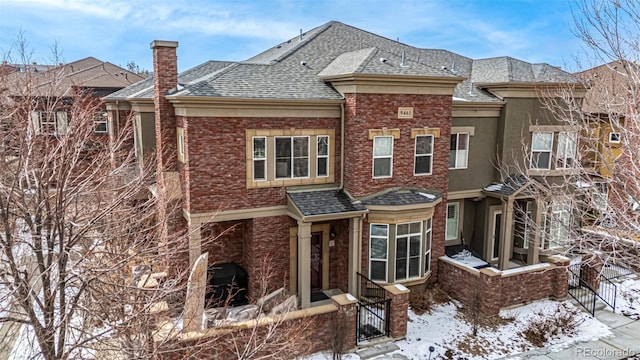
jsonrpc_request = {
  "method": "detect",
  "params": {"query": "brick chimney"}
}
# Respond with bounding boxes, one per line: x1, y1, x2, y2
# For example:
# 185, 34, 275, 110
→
151, 40, 179, 173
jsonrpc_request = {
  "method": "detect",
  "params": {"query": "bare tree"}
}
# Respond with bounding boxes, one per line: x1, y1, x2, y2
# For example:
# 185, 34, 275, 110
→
518, 0, 640, 271
0, 39, 315, 360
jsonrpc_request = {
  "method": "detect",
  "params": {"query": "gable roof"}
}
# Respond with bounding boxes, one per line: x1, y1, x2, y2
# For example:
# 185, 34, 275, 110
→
576, 61, 634, 115
106, 21, 579, 103
5, 57, 145, 97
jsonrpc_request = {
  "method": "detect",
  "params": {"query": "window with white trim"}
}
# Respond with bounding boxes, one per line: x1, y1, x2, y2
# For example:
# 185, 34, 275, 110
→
445, 202, 459, 240
373, 136, 393, 178
275, 136, 309, 179
369, 218, 433, 283
93, 112, 108, 133
395, 222, 422, 281
449, 133, 468, 169
425, 218, 432, 273
414, 135, 433, 175
531, 132, 553, 169
252, 136, 266, 181
556, 132, 577, 169
32, 110, 68, 135
543, 201, 571, 249
592, 182, 608, 211
317, 135, 329, 177
369, 224, 389, 282
609, 132, 621, 143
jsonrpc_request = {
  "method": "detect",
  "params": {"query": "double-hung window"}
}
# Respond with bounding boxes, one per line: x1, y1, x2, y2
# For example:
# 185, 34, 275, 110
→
425, 218, 432, 273
369, 224, 389, 282
414, 135, 433, 175
252, 136, 267, 181
317, 135, 329, 177
445, 202, 459, 240
449, 133, 468, 169
543, 201, 571, 249
395, 222, 422, 281
275, 136, 309, 179
93, 112, 108, 133
39, 111, 57, 134
556, 132, 577, 169
373, 136, 393, 178
531, 132, 553, 169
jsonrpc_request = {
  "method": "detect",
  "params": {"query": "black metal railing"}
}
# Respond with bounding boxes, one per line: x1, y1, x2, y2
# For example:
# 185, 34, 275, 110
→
597, 274, 617, 310
355, 272, 391, 344
356, 272, 386, 303
569, 263, 619, 311
567, 265, 597, 316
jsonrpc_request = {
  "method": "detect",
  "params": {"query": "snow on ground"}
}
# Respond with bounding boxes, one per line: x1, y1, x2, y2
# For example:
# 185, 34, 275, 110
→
305, 299, 612, 360
449, 249, 488, 268
610, 277, 640, 319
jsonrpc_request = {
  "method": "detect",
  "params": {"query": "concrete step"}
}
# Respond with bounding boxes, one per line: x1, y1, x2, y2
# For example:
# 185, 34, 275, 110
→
356, 342, 400, 359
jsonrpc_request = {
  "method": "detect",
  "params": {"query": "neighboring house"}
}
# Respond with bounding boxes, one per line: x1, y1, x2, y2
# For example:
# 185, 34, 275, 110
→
2, 57, 144, 140
104, 21, 581, 349
576, 62, 640, 230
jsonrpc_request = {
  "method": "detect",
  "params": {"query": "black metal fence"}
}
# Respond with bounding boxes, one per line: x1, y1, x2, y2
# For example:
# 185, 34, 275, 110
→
355, 272, 391, 344
567, 265, 597, 316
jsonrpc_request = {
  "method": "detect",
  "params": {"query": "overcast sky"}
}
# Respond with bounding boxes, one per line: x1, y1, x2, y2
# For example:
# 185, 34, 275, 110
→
0, 0, 592, 73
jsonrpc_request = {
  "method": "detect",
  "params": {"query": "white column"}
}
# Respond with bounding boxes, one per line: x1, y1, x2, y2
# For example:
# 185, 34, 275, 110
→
297, 221, 312, 309
348, 216, 363, 296
188, 221, 202, 268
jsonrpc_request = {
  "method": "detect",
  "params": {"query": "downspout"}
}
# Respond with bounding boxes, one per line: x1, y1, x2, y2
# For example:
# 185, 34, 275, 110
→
340, 102, 345, 189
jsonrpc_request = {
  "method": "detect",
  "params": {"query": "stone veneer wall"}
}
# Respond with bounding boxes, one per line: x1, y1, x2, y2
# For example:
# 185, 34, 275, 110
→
438, 255, 570, 315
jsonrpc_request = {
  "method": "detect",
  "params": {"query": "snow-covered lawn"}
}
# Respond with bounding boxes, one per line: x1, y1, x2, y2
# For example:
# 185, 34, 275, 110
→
610, 277, 640, 319
307, 298, 613, 360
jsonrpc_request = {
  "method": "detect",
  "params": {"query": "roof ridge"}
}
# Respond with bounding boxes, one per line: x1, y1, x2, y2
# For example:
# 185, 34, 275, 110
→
184, 62, 238, 86
269, 22, 334, 64
355, 47, 379, 73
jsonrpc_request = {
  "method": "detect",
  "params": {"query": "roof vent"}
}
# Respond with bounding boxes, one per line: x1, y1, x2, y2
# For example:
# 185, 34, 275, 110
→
300, 60, 307, 66
401, 50, 407, 67
380, 58, 388, 63
441, 65, 448, 70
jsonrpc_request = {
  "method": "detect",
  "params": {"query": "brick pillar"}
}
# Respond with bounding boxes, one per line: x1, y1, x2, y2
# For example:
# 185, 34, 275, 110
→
150, 40, 179, 173
548, 255, 570, 299
384, 284, 410, 339
581, 255, 603, 291
478, 268, 502, 315
331, 294, 358, 351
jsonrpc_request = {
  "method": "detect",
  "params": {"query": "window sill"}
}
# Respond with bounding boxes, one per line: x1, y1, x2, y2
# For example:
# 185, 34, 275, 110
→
377, 272, 432, 288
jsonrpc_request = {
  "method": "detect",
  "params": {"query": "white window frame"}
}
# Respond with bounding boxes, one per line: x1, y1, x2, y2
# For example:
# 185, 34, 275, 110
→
252, 136, 267, 181
449, 133, 469, 169
275, 136, 309, 179
316, 135, 329, 177
592, 182, 608, 211
446, 202, 459, 241
531, 132, 553, 170
372, 136, 393, 178
39, 111, 57, 135
543, 201, 571, 249
414, 134, 434, 175
556, 131, 577, 169
395, 222, 423, 281
609, 132, 621, 143
425, 217, 432, 274
522, 201, 533, 248
369, 224, 389, 282
93, 112, 108, 134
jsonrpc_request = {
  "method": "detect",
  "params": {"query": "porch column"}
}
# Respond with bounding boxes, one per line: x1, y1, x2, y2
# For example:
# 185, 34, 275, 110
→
498, 198, 515, 270
188, 221, 202, 268
297, 221, 312, 309
348, 216, 363, 295
527, 197, 542, 265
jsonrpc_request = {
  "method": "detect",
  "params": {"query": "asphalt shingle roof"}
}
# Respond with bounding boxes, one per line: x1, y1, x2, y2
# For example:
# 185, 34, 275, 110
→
109, 21, 580, 102
287, 189, 367, 217
362, 187, 442, 206
483, 174, 531, 197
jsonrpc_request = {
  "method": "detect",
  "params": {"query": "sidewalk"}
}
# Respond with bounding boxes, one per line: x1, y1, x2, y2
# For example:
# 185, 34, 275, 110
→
498, 306, 640, 360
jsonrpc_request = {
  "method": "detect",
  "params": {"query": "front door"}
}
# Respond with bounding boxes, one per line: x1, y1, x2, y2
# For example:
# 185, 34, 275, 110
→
491, 210, 502, 261
310, 232, 323, 290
